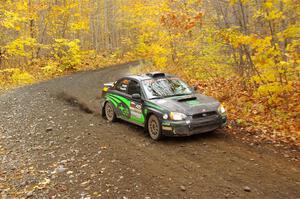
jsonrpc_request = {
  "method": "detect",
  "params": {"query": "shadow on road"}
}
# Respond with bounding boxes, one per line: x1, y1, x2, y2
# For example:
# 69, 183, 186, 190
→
114, 117, 227, 144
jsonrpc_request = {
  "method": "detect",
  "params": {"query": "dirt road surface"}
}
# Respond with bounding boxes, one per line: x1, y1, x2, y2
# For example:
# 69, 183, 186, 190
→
1, 62, 299, 199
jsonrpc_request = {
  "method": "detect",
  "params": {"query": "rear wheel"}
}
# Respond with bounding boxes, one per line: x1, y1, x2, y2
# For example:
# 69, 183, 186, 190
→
105, 102, 117, 122
148, 115, 162, 140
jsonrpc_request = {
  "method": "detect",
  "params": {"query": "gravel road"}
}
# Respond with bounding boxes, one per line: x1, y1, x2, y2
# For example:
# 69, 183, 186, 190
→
0, 62, 299, 199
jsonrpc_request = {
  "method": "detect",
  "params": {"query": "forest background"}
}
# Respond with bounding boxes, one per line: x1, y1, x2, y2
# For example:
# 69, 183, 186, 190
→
0, 0, 299, 146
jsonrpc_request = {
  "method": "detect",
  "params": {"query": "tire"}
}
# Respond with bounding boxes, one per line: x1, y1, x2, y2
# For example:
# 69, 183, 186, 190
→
147, 114, 163, 140
105, 102, 117, 122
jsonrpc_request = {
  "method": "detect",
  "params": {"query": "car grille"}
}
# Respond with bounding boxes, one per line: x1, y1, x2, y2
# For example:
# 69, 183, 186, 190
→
192, 111, 217, 119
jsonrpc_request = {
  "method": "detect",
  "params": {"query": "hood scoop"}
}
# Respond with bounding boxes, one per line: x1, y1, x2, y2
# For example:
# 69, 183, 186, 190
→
177, 96, 197, 102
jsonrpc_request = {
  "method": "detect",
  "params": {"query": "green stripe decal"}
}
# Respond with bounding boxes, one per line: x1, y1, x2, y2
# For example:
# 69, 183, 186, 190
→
107, 97, 117, 107
110, 94, 131, 107
132, 117, 144, 124
107, 94, 121, 103
106, 96, 116, 103
145, 102, 163, 111
106, 93, 146, 124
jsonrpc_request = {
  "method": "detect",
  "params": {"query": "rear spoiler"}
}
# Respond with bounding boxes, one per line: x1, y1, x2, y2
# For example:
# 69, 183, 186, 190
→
103, 82, 115, 88
102, 81, 116, 93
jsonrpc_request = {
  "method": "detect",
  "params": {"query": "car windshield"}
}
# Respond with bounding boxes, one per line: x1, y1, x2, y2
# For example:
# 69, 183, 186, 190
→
142, 78, 193, 99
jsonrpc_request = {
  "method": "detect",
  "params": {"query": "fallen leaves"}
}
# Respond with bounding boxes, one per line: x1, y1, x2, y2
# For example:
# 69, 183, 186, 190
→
33, 178, 51, 190
163, 67, 300, 148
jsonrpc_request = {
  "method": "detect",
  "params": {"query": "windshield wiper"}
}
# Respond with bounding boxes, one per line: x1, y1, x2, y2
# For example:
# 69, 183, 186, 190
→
165, 93, 191, 98
149, 93, 192, 99
150, 96, 164, 99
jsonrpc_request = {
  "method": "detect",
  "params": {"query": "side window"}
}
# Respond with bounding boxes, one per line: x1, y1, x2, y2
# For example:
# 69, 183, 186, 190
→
115, 78, 130, 93
127, 80, 140, 95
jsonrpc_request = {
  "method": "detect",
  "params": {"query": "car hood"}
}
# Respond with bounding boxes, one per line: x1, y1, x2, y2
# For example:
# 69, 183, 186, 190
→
149, 94, 220, 115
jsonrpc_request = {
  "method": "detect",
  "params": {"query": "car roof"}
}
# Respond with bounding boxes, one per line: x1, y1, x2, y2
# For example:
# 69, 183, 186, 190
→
122, 72, 176, 82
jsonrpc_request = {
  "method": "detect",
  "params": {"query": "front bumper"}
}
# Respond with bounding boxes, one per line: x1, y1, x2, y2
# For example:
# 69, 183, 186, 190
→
161, 114, 227, 136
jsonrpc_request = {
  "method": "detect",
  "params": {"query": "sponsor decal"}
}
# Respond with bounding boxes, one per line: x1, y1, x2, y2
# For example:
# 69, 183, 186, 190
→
130, 101, 142, 118
117, 102, 130, 118
107, 93, 145, 124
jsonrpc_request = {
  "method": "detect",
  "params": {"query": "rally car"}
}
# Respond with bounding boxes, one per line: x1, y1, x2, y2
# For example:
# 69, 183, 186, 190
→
100, 72, 227, 140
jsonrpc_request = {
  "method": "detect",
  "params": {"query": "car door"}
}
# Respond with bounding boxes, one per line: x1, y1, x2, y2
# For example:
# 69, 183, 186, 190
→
127, 79, 145, 125
110, 78, 145, 125
111, 78, 132, 119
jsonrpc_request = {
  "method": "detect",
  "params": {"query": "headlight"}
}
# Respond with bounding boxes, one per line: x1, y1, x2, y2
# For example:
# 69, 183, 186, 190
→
169, 112, 187, 120
218, 104, 226, 114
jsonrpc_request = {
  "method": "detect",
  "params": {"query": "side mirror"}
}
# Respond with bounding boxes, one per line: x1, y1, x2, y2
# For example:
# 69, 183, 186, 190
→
132, 93, 141, 100
193, 85, 198, 91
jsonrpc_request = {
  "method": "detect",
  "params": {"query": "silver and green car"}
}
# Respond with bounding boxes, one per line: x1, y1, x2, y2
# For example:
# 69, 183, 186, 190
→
100, 72, 227, 140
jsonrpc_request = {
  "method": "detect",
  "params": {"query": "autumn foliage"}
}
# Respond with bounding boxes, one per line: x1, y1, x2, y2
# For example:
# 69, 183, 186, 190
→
0, 0, 299, 146
125, 0, 300, 146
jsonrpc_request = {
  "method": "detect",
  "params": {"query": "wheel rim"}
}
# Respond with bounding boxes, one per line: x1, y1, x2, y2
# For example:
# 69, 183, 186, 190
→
105, 103, 114, 121
149, 116, 159, 139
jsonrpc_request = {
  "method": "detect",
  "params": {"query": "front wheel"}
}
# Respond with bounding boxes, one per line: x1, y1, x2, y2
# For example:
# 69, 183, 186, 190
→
105, 102, 117, 122
147, 115, 163, 140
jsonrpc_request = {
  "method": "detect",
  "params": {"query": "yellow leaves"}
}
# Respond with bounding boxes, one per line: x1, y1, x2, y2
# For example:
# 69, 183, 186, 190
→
253, 0, 289, 23
229, 0, 250, 6
264, 1, 273, 9
0, 0, 47, 31
277, 25, 300, 40
0, 10, 26, 30
219, 21, 298, 108
229, 0, 238, 5
5, 37, 37, 58
218, 29, 258, 49
42, 60, 61, 76
122, 0, 167, 33
0, 68, 35, 87
254, 82, 292, 103
266, 10, 284, 21
16, 0, 28, 12
51, 2, 79, 15
120, 0, 300, 146
52, 39, 81, 70
70, 21, 89, 31
153, 55, 168, 68
45, 0, 89, 37
251, 75, 262, 84
11, 69, 34, 85
135, 36, 170, 67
